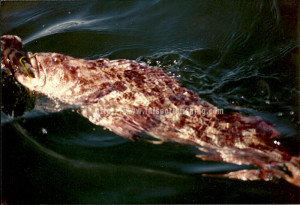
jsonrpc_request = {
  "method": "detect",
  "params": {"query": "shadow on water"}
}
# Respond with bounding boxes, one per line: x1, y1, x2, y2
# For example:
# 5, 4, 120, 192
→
1, 0, 300, 203
2, 116, 300, 203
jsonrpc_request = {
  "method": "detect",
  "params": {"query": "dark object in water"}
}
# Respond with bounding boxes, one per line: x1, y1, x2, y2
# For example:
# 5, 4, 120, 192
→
1, 69, 36, 117
1, 35, 299, 187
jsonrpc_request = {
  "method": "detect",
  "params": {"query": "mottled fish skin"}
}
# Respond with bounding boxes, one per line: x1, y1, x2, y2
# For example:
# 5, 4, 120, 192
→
1, 35, 299, 187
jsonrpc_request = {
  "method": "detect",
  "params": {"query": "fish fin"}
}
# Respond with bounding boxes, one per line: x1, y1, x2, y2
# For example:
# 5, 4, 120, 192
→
80, 106, 144, 141
203, 169, 262, 181
104, 120, 143, 141
196, 153, 222, 161
99, 117, 143, 141
221, 169, 262, 181
140, 138, 164, 145
196, 147, 223, 161
222, 166, 300, 187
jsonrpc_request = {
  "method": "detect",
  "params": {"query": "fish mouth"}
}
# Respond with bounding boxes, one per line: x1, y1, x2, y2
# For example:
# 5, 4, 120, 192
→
27, 52, 46, 86
27, 52, 41, 78
27, 52, 37, 72
14, 51, 37, 79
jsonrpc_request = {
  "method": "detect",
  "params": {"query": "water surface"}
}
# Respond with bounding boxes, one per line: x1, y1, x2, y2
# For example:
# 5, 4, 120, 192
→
1, 0, 299, 203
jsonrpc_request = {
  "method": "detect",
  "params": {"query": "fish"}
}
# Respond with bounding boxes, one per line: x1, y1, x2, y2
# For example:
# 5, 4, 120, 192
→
1, 35, 299, 186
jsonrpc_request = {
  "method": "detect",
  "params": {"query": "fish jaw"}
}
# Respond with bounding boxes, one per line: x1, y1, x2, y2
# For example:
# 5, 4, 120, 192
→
13, 52, 46, 91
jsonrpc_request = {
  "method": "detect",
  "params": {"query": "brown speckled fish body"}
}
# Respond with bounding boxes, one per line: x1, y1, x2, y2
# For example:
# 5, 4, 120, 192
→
1, 35, 299, 186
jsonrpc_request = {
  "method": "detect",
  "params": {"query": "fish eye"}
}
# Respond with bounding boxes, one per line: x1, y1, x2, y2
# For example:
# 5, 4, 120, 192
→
52, 55, 63, 63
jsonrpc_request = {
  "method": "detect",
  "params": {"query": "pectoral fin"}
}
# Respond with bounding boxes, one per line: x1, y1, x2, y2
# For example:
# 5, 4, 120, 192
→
79, 105, 147, 141
207, 169, 262, 181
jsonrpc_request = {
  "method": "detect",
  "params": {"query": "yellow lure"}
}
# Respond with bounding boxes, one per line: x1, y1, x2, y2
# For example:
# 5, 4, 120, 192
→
19, 54, 36, 84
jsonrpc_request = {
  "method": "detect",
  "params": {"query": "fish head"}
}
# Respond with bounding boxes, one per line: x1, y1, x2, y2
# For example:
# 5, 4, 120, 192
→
16, 52, 80, 95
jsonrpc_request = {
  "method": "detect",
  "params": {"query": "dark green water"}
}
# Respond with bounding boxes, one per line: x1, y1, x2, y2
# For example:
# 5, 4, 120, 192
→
1, 1, 299, 203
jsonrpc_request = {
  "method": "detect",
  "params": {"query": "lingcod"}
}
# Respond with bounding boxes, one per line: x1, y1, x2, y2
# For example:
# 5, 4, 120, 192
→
1, 35, 299, 187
